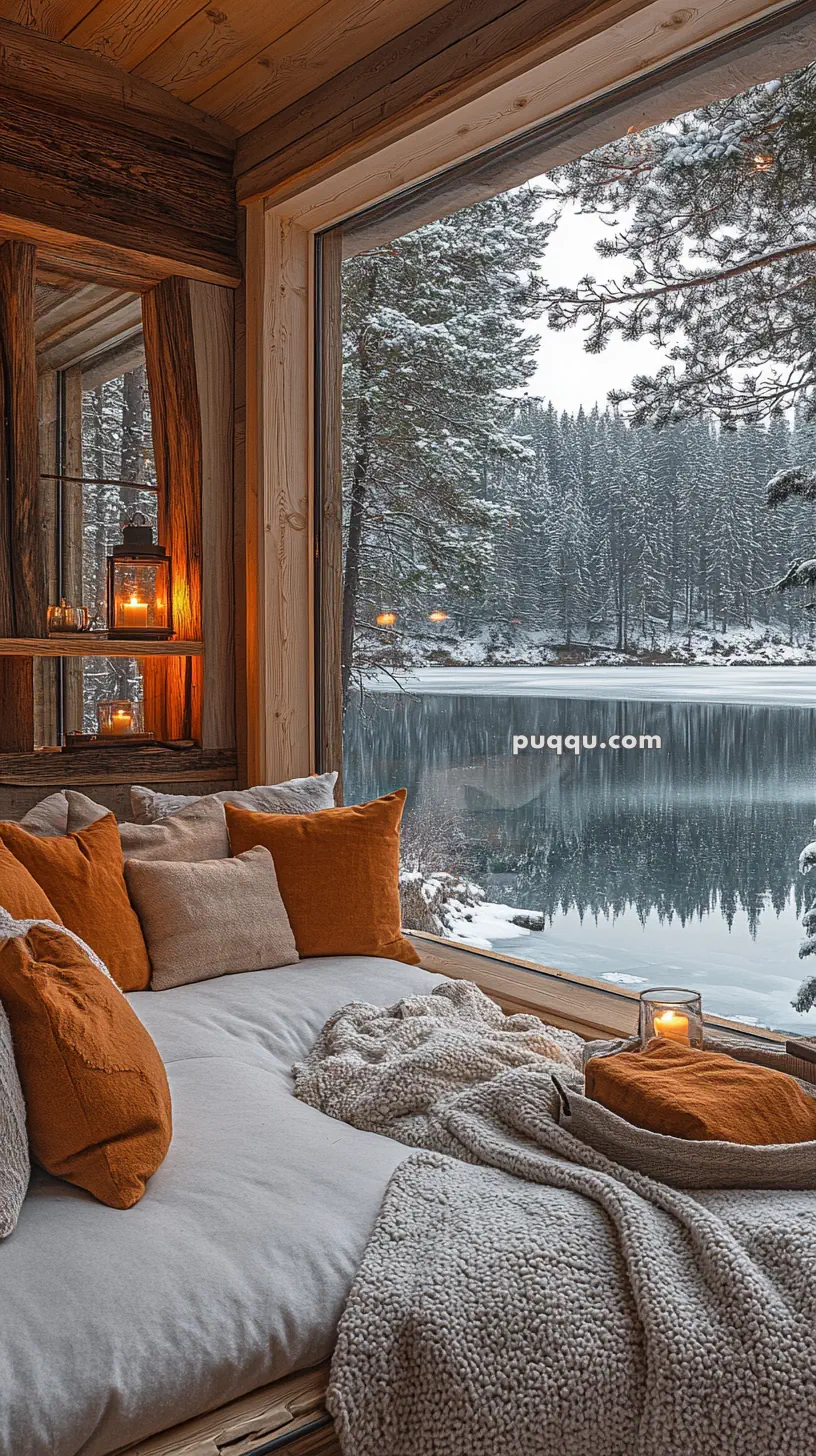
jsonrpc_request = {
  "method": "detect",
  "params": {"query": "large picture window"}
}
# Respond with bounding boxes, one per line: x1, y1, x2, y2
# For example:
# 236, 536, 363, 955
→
337, 57, 816, 1035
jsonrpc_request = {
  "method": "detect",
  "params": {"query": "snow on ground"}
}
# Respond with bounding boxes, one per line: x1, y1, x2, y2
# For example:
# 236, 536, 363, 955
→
365, 664, 816, 706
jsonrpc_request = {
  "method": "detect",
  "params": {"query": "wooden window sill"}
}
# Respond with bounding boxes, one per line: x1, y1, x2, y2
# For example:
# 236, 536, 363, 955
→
0, 638, 203, 658
0, 746, 237, 787
408, 931, 786, 1045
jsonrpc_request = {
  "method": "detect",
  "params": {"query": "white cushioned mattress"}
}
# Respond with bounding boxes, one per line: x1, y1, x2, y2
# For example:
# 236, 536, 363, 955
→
0, 956, 443, 1456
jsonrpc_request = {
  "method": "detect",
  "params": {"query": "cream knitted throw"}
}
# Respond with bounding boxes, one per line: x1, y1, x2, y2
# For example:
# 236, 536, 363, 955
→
294, 981, 816, 1456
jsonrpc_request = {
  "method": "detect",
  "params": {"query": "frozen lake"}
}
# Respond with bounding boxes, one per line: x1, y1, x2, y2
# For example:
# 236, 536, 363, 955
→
364, 665, 816, 707
346, 668, 816, 1034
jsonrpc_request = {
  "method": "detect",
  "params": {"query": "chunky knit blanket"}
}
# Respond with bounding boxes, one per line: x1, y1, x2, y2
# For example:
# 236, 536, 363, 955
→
294, 981, 816, 1456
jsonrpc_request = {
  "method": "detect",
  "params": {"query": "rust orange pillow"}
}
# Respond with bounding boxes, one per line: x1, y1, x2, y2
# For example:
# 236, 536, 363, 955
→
586, 1037, 816, 1145
225, 790, 419, 964
0, 814, 151, 992
0, 840, 60, 922
0, 923, 172, 1207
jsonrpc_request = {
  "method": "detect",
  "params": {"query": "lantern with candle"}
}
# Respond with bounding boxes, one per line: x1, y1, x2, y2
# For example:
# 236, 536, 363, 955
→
96, 698, 143, 738
106, 516, 172, 639
639, 987, 704, 1050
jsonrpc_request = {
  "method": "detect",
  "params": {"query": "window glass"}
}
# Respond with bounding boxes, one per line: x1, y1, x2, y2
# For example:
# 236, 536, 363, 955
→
78, 364, 157, 730
340, 60, 816, 1035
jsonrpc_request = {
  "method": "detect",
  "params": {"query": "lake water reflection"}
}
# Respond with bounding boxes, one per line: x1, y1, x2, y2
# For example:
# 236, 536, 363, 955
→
344, 678, 816, 1034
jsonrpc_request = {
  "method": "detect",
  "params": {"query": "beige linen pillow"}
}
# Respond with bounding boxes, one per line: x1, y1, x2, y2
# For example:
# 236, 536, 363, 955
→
125, 846, 299, 990
19, 792, 69, 837
66, 790, 229, 861
130, 772, 338, 824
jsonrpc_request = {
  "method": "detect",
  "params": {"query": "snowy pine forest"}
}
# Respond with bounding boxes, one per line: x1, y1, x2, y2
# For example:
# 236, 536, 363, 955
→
341, 64, 816, 685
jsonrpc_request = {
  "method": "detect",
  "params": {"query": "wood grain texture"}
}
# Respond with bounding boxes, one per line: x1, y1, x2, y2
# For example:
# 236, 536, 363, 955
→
196, 0, 443, 133
189, 280, 236, 750
61, 362, 85, 734
0, 239, 46, 636
315, 227, 343, 796
235, 0, 654, 190
79, 332, 145, 391
36, 292, 141, 371
0, 13, 234, 154
142, 276, 203, 742
64, 0, 206, 75
134, 0, 323, 101
0, 318, 12, 635
0, 743, 235, 784
34, 368, 58, 746
0, 637, 204, 655
114, 1361, 334, 1456
0, 1, 104, 43
244, 205, 314, 785
0, 658, 35, 751
232, 206, 248, 785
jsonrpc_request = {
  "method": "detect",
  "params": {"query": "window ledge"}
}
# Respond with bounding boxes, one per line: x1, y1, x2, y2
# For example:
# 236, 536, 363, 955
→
408, 931, 786, 1045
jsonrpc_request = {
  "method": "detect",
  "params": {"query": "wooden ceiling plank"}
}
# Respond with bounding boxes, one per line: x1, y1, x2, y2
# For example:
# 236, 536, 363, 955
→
0, 14, 235, 156
34, 282, 134, 348
196, 0, 444, 134
37, 294, 142, 369
234, 0, 657, 191
64, 0, 207, 76
0, 0, 98, 40
133, 0, 326, 103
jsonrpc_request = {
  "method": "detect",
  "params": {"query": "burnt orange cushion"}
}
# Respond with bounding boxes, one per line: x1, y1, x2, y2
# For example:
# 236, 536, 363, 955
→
0, 923, 171, 1207
586, 1037, 816, 1145
0, 839, 61, 921
0, 814, 151, 992
225, 790, 420, 965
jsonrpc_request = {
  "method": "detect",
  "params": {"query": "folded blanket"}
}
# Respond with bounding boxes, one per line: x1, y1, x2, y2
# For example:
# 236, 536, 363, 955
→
586, 1036, 816, 1144
295, 981, 816, 1456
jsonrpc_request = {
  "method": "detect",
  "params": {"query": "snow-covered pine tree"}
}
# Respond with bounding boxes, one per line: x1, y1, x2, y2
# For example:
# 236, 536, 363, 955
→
340, 186, 552, 702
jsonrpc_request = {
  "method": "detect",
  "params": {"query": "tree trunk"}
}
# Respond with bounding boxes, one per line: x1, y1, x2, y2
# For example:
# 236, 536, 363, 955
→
340, 270, 377, 710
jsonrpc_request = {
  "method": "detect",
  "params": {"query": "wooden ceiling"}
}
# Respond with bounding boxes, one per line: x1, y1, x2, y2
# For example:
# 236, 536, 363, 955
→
0, 0, 440, 137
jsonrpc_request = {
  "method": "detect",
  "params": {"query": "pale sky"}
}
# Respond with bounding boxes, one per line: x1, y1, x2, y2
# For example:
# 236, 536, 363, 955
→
525, 192, 671, 414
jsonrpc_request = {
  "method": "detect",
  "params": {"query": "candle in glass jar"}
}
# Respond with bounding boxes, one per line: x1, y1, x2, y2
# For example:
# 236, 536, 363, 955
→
121, 596, 148, 629
109, 710, 133, 736
653, 1008, 690, 1043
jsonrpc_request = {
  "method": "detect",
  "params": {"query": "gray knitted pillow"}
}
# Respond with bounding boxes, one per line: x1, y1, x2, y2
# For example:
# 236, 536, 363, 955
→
0, 999, 29, 1239
130, 772, 338, 824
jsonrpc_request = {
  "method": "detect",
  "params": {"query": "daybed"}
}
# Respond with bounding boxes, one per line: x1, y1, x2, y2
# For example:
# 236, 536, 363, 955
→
0, 954, 444, 1456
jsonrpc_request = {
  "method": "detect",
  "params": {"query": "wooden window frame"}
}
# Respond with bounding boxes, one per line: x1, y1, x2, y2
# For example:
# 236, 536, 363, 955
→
242, 0, 814, 1029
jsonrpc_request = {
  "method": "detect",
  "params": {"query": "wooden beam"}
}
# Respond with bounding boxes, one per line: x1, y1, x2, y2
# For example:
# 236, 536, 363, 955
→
34, 367, 58, 746
0, 16, 234, 156
189, 281, 236, 752
0, 744, 235, 786
61, 363, 85, 736
0, 239, 46, 635
235, 0, 656, 197
0, 660, 34, 751
0, 20, 239, 287
315, 228, 343, 796
244, 202, 313, 785
142, 276, 203, 742
0, 638, 204, 656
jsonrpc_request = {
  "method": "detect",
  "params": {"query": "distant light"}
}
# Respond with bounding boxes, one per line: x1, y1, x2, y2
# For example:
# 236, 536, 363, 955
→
752, 153, 773, 172
376, 611, 397, 627
427, 610, 448, 623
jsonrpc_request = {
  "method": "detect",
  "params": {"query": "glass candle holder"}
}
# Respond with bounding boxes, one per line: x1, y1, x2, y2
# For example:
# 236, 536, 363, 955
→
639, 987, 704, 1050
96, 699, 143, 738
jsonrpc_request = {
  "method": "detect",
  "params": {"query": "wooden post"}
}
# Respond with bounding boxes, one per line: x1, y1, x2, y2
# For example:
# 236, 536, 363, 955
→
315, 228, 343, 800
62, 365, 86, 735
0, 241, 46, 636
189, 281, 236, 752
34, 370, 59, 746
142, 276, 203, 742
0, 239, 44, 752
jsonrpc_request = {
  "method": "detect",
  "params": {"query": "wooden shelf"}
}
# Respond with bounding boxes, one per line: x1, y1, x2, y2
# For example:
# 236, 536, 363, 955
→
0, 637, 204, 658
0, 746, 236, 787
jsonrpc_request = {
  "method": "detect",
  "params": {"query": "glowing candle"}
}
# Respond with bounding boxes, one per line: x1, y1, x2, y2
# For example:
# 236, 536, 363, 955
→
653, 1008, 690, 1043
121, 596, 148, 629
